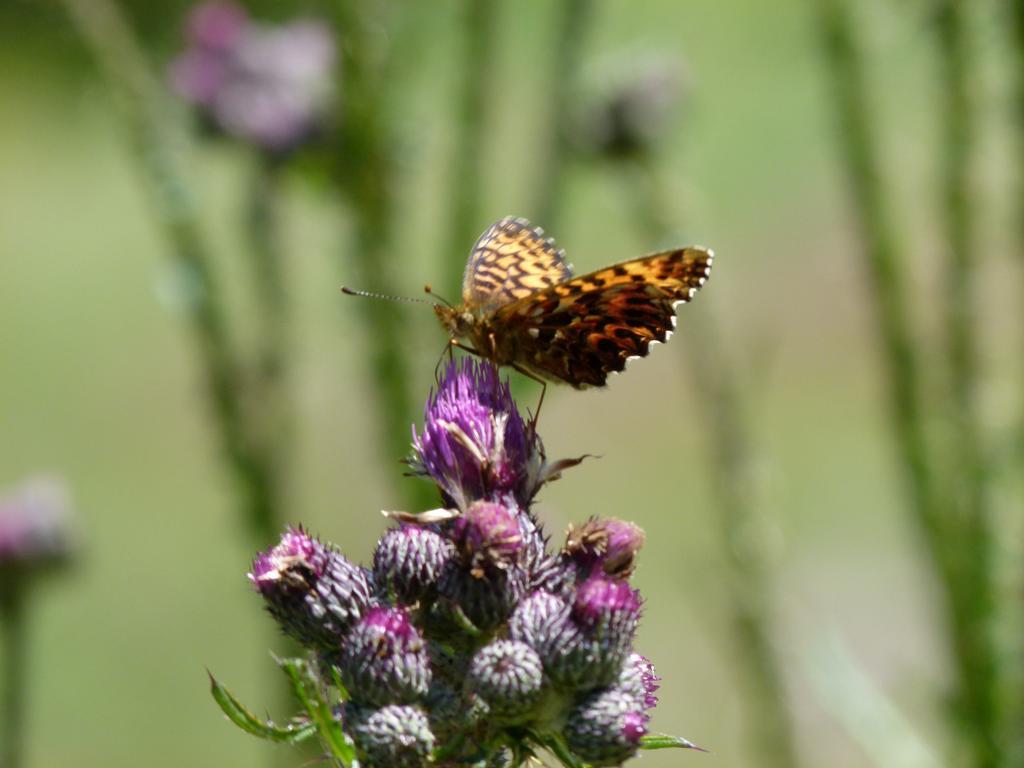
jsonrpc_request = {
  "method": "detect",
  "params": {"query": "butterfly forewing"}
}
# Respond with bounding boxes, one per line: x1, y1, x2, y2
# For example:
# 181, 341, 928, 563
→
462, 216, 574, 313
492, 247, 713, 388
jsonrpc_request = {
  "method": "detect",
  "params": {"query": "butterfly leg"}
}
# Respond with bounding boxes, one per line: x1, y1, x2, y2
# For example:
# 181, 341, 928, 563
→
434, 339, 458, 383
510, 363, 548, 432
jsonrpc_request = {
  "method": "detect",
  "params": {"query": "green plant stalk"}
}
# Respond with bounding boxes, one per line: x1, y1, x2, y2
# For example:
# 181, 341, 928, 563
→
331, 1, 434, 511
245, 156, 292, 540
59, 0, 282, 544
934, 3, 999, 764
533, 0, 594, 231
440, 0, 499, 299
815, 1, 999, 765
1, 589, 27, 768
625, 158, 801, 768
1006, 1, 1024, 760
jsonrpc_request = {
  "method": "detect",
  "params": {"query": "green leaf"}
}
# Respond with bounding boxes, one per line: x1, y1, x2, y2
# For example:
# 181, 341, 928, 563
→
208, 671, 315, 744
640, 732, 707, 752
279, 657, 358, 767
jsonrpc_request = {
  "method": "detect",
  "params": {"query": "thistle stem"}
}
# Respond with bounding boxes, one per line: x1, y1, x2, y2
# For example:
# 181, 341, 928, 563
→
815, 1, 999, 764
533, 0, 594, 231
58, 0, 280, 544
245, 156, 292, 542
1, 589, 27, 768
441, 0, 499, 299
623, 156, 801, 768
935, 3, 999, 764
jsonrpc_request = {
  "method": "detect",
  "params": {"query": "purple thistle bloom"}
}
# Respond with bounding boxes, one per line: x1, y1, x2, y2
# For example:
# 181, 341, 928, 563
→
467, 639, 545, 720
572, 574, 642, 633
250, 527, 373, 652
0, 476, 74, 582
410, 361, 544, 508
343, 702, 435, 768
340, 606, 431, 706
564, 688, 648, 767
171, 2, 336, 153
564, 517, 646, 580
373, 525, 454, 605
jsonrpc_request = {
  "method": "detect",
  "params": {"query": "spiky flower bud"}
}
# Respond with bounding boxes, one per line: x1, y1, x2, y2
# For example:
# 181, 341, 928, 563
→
410, 361, 545, 508
617, 653, 660, 711
344, 702, 435, 768
373, 525, 454, 605
536, 576, 641, 690
250, 527, 373, 652
509, 590, 571, 650
439, 498, 528, 630
467, 640, 545, 719
339, 606, 430, 706
564, 517, 646, 580
564, 688, 648, 767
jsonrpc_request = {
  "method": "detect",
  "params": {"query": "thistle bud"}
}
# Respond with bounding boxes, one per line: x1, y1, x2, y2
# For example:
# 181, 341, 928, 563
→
0, 477, 74, 586
250, 527, 373, 652
617, 653, 660, 711
373, 525, 454, 605
344, 702, 435, 768
339, 606, 430, 706
508, 590, 571, 650
564, 517, 645, 579
564, 688, 648, 767
540, 576, 641, 690
467, 640, 545, 720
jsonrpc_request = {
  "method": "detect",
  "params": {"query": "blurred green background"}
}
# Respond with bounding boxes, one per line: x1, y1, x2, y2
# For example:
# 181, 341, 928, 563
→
1, 0, 1021, 766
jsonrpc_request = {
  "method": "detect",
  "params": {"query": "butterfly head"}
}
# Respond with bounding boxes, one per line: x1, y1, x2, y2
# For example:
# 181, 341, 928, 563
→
433, 303, 476, 341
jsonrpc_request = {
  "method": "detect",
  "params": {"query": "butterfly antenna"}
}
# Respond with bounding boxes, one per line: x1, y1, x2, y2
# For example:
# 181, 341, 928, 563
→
423, 283, 455, 309
340, 286, 431, 305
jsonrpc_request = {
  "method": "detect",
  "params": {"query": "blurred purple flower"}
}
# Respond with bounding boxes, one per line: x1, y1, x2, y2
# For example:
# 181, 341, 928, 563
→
0, 476, 74, 580
171, 2, 336, 152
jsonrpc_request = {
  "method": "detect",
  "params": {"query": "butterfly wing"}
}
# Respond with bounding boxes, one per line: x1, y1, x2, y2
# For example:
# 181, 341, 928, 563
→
492, 247, 713, 388
463, 217, 574, 313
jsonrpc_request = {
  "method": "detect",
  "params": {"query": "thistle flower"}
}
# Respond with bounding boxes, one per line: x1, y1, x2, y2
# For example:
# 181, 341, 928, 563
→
564, 688, 648, 767
467, 639, 545, 719
0, 477, 74, 582
171, 2, 336, 153
222, 359, 697, 765
343, 702, 435, 768
339, 605, 431, 706
249, 527, 373, 652
373, 525, 454, 605
410, 361, 543, 508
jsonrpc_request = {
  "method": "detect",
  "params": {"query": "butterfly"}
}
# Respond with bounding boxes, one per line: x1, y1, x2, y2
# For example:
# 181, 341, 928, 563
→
433, 216, 713, 388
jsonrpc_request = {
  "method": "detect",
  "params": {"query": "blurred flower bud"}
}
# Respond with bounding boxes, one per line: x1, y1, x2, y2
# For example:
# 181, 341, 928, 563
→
171, 3, 336, 153
0, 476, 74, 586
373, 525, 454, 605
249, 527, 373, 652
564, 517, 646, 580
467, 639, 545, 720
576, 57, 687, 161
340, 606, 431, 706
344, 702, 435, 768
564, 688, 648, 766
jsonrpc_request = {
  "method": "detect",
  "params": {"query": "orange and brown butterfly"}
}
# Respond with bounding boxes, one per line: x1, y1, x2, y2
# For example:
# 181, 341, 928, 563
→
429, 216, 714, 389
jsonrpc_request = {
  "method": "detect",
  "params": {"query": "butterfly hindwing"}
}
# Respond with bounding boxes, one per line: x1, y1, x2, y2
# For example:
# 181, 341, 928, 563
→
462, 216, 574, 312
492, 248, 713, 388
